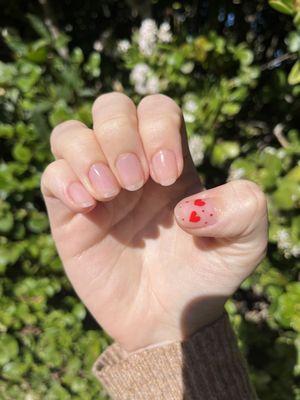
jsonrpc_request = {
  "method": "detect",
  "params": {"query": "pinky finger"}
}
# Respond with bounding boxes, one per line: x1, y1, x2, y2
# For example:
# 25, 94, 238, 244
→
41, 159, 97, 217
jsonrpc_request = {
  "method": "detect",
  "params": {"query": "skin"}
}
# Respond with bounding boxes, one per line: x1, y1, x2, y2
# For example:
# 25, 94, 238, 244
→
41, 93, 268, 352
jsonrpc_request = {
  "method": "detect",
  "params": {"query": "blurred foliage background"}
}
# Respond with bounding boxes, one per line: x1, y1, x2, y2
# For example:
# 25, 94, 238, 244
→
0, 0, 299, 399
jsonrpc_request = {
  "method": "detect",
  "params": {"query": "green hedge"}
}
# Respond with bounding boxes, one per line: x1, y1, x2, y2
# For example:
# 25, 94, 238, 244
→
0, 1, 299, 398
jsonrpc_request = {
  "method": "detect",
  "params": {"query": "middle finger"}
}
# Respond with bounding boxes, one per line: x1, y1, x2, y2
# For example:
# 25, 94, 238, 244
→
92, 92, 149, 191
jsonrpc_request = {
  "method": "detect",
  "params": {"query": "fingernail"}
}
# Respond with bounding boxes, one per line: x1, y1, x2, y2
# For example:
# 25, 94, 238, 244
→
151, 149, 178, 186
67, 182, 95, 208
89, 163, 119, 198
115, 153, 144, 191
175, 197, 217, 227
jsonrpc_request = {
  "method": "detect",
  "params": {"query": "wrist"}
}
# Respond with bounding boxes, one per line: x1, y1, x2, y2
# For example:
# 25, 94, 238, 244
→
121, 302, 226, 353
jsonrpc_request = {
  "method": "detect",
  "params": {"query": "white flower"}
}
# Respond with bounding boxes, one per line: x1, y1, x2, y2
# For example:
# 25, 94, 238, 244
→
130, 63, 149, 94
183, 112, 195, 123
277, 229, 290, 245
291, 245, 300, 257
264, 146, 276, 155
93, 40, 103, 52
130, 63, 160, 95
277, 230, 292, 258
138, 19, 158, 56
158, 22, 172, 43
146, 76, 160, 94
131, 63, 150, 84
117, 39, 130, 53
184, 99, 197, 113
181, 62, 194, 74
188, 135, 204, 166
277, 149, 286, 159
228, 167, 245, 181
134, 83, 148, 95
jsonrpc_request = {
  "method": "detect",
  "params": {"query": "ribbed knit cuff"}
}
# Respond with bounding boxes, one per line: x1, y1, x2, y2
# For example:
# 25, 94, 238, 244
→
92, 314, 257, 400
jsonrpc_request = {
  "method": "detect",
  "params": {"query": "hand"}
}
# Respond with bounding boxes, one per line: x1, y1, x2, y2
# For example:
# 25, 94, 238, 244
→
41, 93, 268, 352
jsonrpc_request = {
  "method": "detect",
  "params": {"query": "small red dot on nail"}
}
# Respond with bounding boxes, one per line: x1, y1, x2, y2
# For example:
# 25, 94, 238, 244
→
182, 218, 185, 221
202, 210, 205, 213
210, 213, 213, 216
205, 222, 208, 224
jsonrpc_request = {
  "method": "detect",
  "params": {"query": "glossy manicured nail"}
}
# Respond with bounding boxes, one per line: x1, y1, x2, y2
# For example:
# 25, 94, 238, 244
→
175, 198, 217, 227
89, 163, 119, 198
151, 149, 178, 186
115, 153, 144, 191
67, 182, 95, 208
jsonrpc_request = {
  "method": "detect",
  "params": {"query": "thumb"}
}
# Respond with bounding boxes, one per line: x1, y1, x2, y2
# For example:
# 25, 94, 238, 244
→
174, 179, 268, 242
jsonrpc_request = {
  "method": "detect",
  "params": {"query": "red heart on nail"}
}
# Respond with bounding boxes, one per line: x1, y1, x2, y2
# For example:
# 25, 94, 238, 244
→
189, 211, 201, 222
194, 199, 206, 206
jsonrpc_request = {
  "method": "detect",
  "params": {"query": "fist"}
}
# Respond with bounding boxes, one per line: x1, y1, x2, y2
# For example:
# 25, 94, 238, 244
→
41, 93, 268, 351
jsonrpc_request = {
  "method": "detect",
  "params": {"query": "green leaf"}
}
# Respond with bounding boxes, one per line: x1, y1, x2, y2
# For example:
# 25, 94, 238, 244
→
72, 303, 86, 321
2, 29, 27, 56
71, 47, 84, 64
27, 39, 49, 63
273, 180, 300, 209
0, 124, 14, 138
269, 0, 295, 15
0, 61, 17, 85
16, 61, 42, 92
211, 141, 240, 166
27, 211, 49, 233
0, 334, 19, 366
194, 36, 214, 62
235, 45, 254, 66
287, 31, 300, 52
84, 52, 101, 78
12, 143, 32, 163
274, 283, 300, 331
27, 14, 51, 39
288, 61, 300, 85
49, 100, 74, 127
0, 211, 14, 233
221, 102, 241, 116
2, 361, 29, 381
167, 52, 185, 68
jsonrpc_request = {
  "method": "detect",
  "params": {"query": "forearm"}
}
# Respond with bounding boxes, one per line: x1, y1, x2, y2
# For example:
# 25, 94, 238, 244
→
93, 314, 257, 400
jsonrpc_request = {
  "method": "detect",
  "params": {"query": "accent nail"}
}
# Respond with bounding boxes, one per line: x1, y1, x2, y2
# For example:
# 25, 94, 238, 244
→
89, 163, 119, 198
151, 149, 178, 186
67, 182, 95, 208
115, 153, 144, 191
175, 197, 217, 227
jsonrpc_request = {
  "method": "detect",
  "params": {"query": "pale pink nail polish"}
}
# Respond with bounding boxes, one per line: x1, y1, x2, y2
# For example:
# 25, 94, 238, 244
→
115, 153, 144, 191
175, 198, 217, 227
89, 163, 119, 198
67, 182, 95, 208
151, 149, 178, 186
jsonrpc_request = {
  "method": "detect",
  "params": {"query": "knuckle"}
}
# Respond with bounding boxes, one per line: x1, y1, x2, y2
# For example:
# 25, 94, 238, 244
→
142, 115, 182, 137
51, 120, 84, 139
95, 114, 137, 138
40, 161, 58, 194
138, 94, 182, 116
50, 120, 85, 152
232, 179, 267, 216
92, 92, 134, 115
42, 159, 63, 179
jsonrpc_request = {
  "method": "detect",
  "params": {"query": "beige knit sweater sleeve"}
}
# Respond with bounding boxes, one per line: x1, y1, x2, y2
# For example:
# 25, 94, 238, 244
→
92, 314, 257, 400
